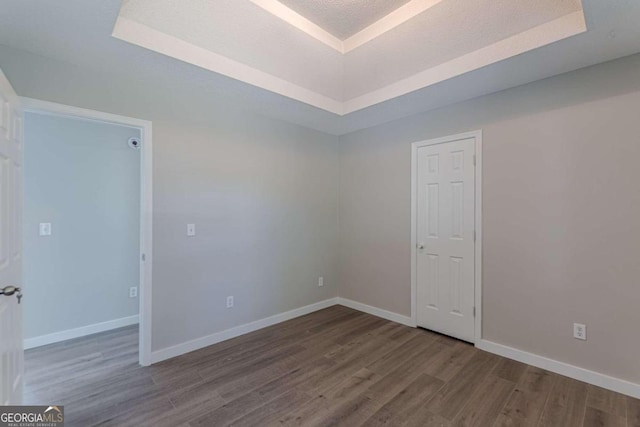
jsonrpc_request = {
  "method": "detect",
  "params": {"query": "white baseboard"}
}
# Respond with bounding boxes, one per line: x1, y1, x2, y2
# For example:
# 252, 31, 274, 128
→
335, 297, 640, 399
477, 339, 640, 399
24, 315, 140, 350
146, 292, 640, 400
150, 298, 339, 364
336, 297, 414, 327
151, 292, 639, 400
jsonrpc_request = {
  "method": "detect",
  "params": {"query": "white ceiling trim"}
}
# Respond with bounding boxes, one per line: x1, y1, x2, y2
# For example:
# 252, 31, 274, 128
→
112, 16, 344, 115
112, 9, 586, 116
249, 0, 343, 52
250, 0, 444, 54
343, 0, 444, 53
343, 10, 587, 114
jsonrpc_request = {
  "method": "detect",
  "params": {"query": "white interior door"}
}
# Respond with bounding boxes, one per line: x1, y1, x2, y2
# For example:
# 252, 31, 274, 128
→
416, 137, 476, 342
0, 68, 24, 405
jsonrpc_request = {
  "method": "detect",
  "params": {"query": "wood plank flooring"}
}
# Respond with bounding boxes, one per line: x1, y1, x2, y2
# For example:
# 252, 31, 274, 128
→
24, 306, 640, 427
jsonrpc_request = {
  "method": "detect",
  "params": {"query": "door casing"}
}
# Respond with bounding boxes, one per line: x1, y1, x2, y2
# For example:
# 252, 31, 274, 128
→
20, 97, 154, 366
411, 130, 482, 344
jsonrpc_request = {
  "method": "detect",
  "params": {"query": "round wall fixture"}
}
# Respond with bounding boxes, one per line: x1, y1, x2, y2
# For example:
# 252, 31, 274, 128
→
128, 137, 142, 149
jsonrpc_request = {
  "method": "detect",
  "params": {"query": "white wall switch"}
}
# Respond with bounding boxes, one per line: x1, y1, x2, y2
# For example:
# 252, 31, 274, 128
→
39, 223, 52, 236
226, 296, 234, 308
187, 224, 196, 237
573, 323, 587, 340
318, 277, 324, 287
129, 287, 138, 298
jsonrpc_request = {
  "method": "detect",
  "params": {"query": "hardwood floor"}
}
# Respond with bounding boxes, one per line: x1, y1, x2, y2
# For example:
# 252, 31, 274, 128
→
24, 306, 640, 427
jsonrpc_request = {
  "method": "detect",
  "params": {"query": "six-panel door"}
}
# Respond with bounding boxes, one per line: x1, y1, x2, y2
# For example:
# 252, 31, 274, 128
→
416, 137, 476, 343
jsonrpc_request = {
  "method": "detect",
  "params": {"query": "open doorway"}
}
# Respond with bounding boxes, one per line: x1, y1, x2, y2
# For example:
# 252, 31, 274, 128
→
20, 99, 153, 382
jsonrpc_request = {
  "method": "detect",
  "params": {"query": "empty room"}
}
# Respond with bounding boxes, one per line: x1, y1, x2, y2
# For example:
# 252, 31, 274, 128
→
0, 1, 639, 426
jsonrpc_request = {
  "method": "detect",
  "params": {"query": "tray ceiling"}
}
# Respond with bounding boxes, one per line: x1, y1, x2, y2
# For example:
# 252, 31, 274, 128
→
3, 0, 640, 135
114, 0, 586, 115
276, 0, 413, 39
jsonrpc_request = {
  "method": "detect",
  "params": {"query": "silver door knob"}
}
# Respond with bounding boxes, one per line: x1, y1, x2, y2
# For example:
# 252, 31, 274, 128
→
417, 243, 425, 250
1, 285, 22, 303
0, 285, 20, 296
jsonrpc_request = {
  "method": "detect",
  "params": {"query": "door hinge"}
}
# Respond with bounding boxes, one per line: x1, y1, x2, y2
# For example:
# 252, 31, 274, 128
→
473, 230, 476, 242
141, 253, 146, 262
473, 155, 476, 166
473, 306, 476, 317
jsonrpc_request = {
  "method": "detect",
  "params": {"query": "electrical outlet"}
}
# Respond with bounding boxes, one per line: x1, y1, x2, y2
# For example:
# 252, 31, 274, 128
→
226, 296, 234, 308
573, 323, 586, 340
39, 223, 52, 236
187, 224, 196, 237
129, 287, 138, 298
318, 277, 324, 287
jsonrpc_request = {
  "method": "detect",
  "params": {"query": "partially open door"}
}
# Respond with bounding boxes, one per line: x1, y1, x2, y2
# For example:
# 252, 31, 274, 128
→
0, 67, 23, 404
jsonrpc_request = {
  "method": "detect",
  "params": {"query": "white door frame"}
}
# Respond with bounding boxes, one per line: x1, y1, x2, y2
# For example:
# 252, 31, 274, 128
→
411, 130, 482, 344
19, 97, 153, 366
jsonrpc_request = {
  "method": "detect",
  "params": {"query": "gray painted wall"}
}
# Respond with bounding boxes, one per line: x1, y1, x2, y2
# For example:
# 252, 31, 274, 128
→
338, 53, 640, 384
0, 46, 340, 352
23, 113, 140, 339
5, 43, 640, 385
150, 119, 339, 350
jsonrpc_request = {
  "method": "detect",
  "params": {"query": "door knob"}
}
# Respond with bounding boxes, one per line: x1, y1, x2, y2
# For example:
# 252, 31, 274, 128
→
417, 243, 425, 250
1, 285, 20, 296
1, 285, 22, 303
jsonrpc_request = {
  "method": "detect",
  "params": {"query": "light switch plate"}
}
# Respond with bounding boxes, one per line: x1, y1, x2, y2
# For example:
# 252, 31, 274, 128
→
187, 224, 196, 237
39, 223, 52, 236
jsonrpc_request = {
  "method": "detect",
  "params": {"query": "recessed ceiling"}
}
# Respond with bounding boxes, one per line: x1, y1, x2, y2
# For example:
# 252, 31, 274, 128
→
1, 0, 640, 135
276, 0, 412, 39
113, 0, 586, 115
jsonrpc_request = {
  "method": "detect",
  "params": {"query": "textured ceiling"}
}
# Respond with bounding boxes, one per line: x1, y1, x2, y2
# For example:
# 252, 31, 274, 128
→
114, 0, 586, 113
276, 0, 412, 39
118, 0, 344, 102
0, 0, 640, 135
343, 0, 585, 99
